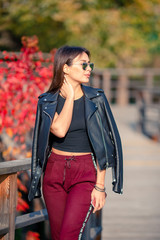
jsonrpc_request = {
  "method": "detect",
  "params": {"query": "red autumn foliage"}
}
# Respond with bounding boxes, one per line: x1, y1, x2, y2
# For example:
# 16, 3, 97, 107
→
16, 193, 29, 212
0, 36, 56, 158
17, 177, 28, 193
26, 231, 40, 240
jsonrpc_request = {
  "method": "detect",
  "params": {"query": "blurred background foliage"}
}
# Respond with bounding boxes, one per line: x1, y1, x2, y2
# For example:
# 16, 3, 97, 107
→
0, 0, 160, 68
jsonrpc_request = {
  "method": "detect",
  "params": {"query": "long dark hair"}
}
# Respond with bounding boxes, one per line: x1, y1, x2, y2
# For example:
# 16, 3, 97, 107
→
47, 45, 90, 93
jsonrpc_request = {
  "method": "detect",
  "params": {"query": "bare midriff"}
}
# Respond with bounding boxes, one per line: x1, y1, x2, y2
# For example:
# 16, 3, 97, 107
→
51, 147, 91, 156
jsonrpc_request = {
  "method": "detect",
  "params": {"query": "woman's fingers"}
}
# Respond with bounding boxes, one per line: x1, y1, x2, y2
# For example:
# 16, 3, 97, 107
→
60, 79, 74, 99
92, 189, 106, 213
93, 198, 104, 213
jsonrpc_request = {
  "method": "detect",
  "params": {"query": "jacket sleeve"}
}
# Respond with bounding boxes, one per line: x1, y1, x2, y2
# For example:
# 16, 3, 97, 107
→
102, 92, 123, 194
29, 101, 42, 199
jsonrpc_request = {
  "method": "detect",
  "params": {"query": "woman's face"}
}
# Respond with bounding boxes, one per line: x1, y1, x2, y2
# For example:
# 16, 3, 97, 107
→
64, 52, 93, 85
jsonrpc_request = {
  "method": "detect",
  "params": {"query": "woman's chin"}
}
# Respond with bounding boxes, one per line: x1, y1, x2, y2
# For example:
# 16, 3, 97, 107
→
81, 78, 90, 83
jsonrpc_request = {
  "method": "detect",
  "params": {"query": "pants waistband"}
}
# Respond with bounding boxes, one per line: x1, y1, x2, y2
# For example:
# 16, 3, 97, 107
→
49, 151, 93, 162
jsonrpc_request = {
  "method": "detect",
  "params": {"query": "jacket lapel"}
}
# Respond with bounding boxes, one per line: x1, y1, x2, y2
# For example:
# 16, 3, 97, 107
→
43, 102, 57, 121
84, 97, 98, 121
82, 84, 101, 120
41, 91, 59, 120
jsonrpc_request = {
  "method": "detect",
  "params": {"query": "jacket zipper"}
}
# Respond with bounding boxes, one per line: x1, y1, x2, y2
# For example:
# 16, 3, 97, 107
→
43, 110, 52, 122
103, 105, 120, 170
104, 108, 121, 190
96, 111, 109, 168
42, 110, 52, 170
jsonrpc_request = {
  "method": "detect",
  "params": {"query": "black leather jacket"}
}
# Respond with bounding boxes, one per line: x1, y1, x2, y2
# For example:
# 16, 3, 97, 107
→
28, 84, 123, 201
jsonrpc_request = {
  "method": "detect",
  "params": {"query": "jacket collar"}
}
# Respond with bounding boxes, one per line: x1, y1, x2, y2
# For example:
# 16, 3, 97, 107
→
82, 84, 103, 121
82, 84, 103, 99
39, 84, 103, 102
38, 90, 59, 102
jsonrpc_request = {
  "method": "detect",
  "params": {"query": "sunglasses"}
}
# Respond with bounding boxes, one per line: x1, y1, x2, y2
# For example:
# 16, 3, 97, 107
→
72, 62, 94, 71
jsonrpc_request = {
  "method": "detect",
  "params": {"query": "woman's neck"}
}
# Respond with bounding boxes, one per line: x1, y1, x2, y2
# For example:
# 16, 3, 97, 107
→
70, 83, 84, 100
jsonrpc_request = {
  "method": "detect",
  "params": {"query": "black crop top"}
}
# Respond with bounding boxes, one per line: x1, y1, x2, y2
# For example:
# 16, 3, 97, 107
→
52, 94, 93, 152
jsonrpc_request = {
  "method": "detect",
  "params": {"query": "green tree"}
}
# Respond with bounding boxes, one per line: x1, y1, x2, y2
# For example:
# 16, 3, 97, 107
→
0, 0, 160, 67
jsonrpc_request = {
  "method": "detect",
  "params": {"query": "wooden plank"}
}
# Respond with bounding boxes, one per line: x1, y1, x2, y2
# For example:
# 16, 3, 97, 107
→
15, 209, 48, 229
117, 74, 129, 105
0, 174, 10, 239
8, 173, 17, 240
102, 70, 111, 100
0, 159, 31, 176
93, 68, 160, 76
102, 106, 160, 240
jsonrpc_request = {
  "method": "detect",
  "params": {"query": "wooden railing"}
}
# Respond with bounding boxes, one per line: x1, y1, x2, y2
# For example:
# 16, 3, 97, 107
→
0, 159, 48, 240
91, 68, 160, 105
0, 159, 102, 240
137, 88, 160, 141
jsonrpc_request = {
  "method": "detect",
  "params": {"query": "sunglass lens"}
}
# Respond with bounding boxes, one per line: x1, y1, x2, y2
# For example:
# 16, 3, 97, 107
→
82, 63, 94, 70
82, 63, 88, 70
90, 63, 94, 70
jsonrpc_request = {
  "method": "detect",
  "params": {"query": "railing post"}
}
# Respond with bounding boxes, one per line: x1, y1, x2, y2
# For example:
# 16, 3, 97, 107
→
0, 174, 10, 240
117, 73, 129, 105
92, 73, 101, 88
8, 173, 17, 240
102, 70, 111, 101
0, 173, 17, 240
145, 72, 153, 104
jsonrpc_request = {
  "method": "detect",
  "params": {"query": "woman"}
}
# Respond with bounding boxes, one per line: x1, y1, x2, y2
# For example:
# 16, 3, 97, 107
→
28, 46, 123, 240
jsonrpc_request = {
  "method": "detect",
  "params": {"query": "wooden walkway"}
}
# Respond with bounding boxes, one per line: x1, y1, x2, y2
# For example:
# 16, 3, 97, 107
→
102, 106, 160, 240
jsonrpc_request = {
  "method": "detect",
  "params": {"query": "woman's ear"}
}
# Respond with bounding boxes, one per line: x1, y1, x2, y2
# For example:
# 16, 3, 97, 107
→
63, 64, 69, 74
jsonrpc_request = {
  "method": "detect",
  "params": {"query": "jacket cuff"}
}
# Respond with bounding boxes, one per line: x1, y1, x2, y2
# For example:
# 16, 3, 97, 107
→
34, 188, 42, 198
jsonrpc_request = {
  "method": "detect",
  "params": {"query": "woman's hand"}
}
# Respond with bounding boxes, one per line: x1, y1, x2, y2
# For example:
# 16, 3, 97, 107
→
91, 188, 106, 213
60, 79, 74, 100
50, 79, 74, 138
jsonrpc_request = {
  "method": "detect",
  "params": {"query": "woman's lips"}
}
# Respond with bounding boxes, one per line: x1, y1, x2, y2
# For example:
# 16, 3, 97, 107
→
85, 74, 90, 78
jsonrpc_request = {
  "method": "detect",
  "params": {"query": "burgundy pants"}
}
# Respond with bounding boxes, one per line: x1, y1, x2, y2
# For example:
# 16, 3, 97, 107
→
42, 152, 97, 240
